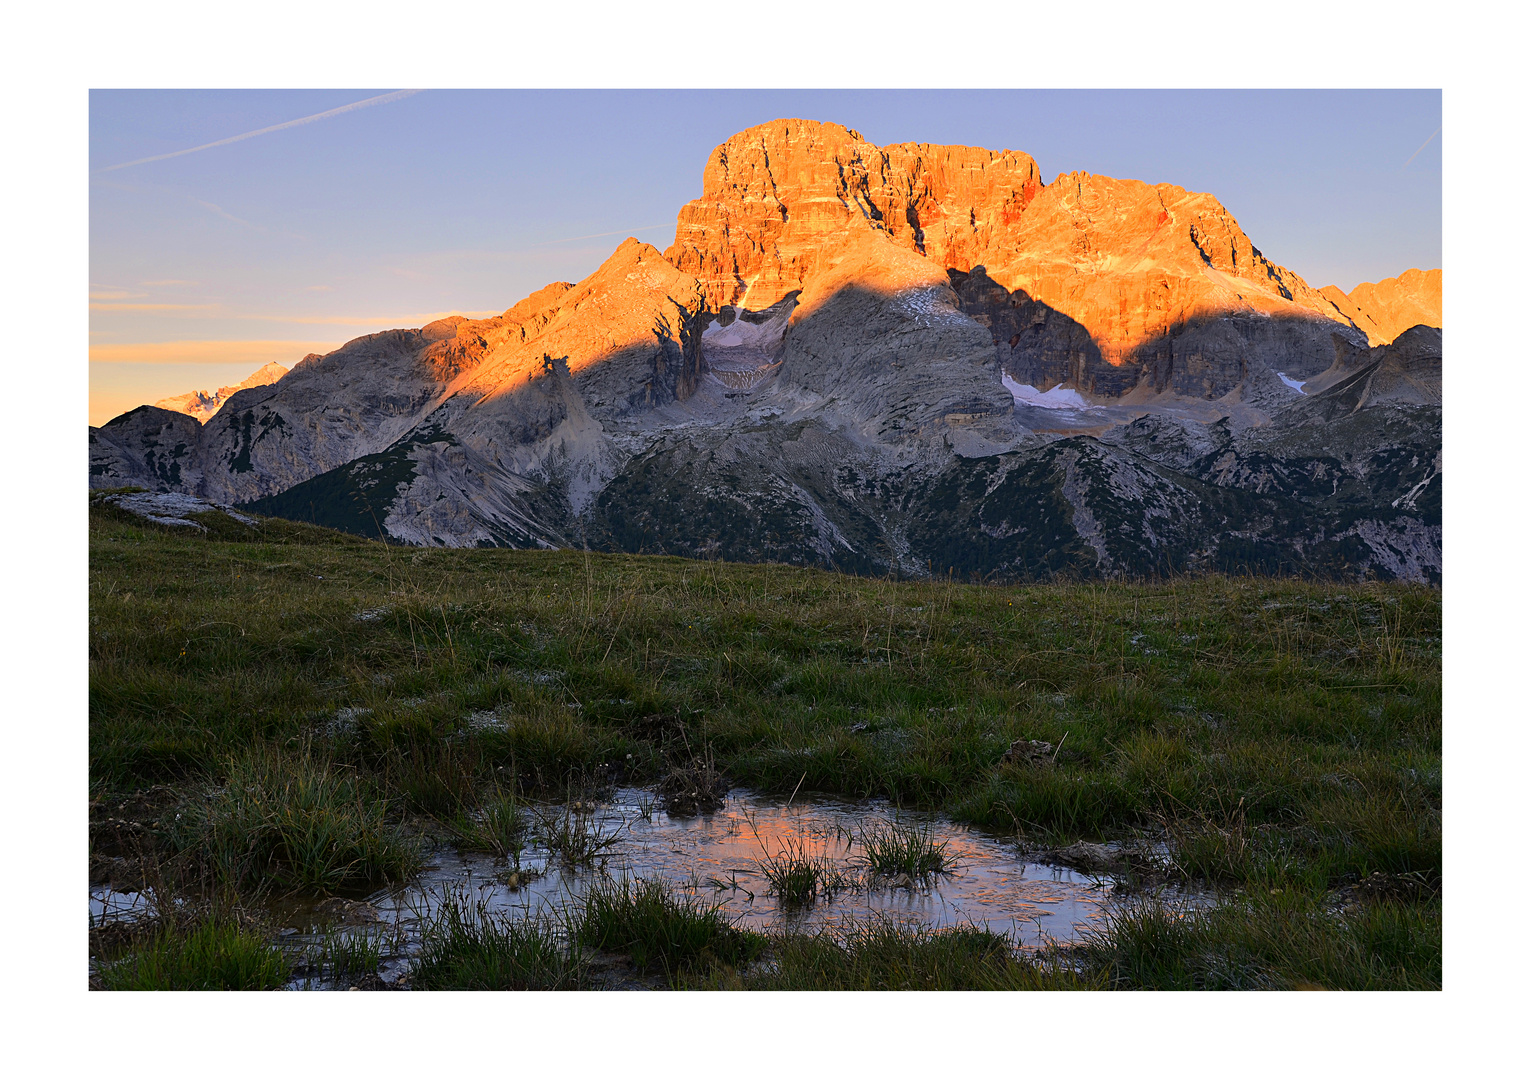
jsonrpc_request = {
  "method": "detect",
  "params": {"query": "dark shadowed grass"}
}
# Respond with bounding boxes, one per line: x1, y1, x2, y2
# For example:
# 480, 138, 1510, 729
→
536, 806, 627, 868
98, 918, 291, 991
1078, 894, 1441, 990
444, 790, 526, 862
307, 929, 383, 983
170, 748, 420, 895
574, 878, 766, 977
89, 503, 1441, 987
410, 889, 587, 990
738, 919, 1099, 991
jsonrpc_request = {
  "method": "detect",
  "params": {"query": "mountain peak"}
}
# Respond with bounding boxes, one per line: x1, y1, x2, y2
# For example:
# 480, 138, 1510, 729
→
151, 360, 290, 424
1319, 269, 1441, 345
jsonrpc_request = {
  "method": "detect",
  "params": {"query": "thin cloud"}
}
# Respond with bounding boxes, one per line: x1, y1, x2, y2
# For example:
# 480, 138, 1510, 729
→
530, 224, 671, 246
90, 302, 219, 312
89, 303, 498, 325
236, 309, 500, 327
140, 279, 197, 286
90, 340, 342, 365
194, 199, 258, 229
90, 290, 147, 301
98, 90, 423, 173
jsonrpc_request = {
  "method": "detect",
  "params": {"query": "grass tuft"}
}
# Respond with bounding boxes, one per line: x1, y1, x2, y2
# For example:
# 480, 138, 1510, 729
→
741, 919, 1097, 991
174, 748, 420, 896
755, 835, 853, 908
410, 888, 586, 990
574, 878, 765, 977
98, 918, 291, 991
535, 806, 626, 868
445, 791, 526, 861
308, 930, 383, 983
859, 820, 952, 882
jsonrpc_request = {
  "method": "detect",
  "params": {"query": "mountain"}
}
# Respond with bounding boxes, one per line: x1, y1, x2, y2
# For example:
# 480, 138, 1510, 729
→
88, 119, 1442, 583
1318, 269, 1442, 346
151, 361, 290, 423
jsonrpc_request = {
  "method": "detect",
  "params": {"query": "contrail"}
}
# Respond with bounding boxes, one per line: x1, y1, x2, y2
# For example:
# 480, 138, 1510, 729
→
1402, 126, 1440, 170
530, 224, 670, 246
98, 90, 423, 173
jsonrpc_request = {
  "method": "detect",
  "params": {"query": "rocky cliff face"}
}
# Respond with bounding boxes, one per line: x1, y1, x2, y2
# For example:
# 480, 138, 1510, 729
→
153, 362, 289, 423
89, 118, 1442, 583
665, 119, 1375, 403
666, 119, 1044, 311
1319, 268, 1442, 345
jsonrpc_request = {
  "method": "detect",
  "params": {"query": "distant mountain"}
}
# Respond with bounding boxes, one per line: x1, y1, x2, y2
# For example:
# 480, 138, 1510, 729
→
89, 119, 1442, 583
1319, 269, 1442, 346
153, 361, 290, 423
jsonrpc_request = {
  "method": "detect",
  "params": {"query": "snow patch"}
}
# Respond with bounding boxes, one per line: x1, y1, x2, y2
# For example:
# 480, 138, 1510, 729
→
702, 302, 793, 349
892, 287, 970, 329
1003, 373, 1096, 410
1275, 372, 1307, 394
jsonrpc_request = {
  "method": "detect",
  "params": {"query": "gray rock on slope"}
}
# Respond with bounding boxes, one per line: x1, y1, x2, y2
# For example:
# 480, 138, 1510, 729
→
90, 406, 205, 492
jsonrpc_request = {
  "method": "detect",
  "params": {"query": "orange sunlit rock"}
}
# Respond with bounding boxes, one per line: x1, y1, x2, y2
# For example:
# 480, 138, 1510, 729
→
665, 119, 1042, 311
1318, 268, 1441, 346
660, 118, 1410, 398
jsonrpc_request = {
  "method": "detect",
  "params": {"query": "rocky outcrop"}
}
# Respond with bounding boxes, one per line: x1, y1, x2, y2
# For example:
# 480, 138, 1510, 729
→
1319, 269, 1441, 346
90, 406, 204, 492
91, 489, 258, 531
772, 231, 1015, 439
1299, 325, 1442, 415
153, 362, 289, 423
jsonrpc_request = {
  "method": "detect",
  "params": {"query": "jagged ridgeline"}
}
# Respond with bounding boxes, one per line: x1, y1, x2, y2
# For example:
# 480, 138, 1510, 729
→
89, 120, 1441, 583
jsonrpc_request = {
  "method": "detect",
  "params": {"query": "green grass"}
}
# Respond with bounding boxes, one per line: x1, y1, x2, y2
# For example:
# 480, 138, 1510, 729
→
859, 821, 952, 881
755, 835, 852, 908
170, 747, 421, 896
535, 806, 626, 868
738, 920, 1098, 991
89, 502, 1442, 989
410, 889, 587, 990
308, 929, 384, 983
98, 919, 291, 991
574, 878, 766, 977
445, 790, 526, 861
1078, 894, 1441, 990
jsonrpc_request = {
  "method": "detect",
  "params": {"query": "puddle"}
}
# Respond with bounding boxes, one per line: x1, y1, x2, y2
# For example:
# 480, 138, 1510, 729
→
297, 789, 1170, 985
90, 886, 155, 925
92, 788, 1200, 989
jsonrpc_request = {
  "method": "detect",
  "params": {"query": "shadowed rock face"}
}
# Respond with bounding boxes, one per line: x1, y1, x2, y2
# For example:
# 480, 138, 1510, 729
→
771, 231, 1015, 438
90, 406, 205, 492
947, 266, 1352, 402
90, 118, 1442, 583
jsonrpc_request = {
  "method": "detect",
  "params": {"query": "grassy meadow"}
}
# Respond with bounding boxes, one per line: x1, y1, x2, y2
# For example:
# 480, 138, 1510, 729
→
88, 497, 1441, 990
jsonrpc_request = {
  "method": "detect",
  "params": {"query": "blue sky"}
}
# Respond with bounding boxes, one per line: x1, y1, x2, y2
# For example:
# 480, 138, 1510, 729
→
89, 89, 1441, 424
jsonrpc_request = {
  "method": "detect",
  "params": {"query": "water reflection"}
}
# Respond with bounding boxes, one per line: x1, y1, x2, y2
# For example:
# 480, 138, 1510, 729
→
366, 788, 1117, 954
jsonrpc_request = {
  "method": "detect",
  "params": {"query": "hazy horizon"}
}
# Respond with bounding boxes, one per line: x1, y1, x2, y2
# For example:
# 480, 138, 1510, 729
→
89, 89, 1442, 425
